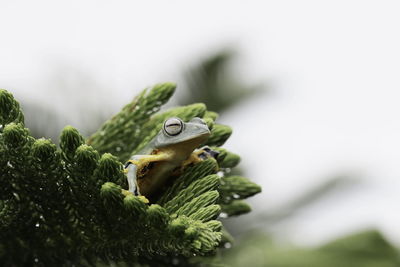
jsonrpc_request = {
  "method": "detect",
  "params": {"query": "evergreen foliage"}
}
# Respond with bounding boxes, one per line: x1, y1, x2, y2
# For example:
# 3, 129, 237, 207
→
0, 85, 261, 266
179, 50, 261, 113
221, 230, 400, 267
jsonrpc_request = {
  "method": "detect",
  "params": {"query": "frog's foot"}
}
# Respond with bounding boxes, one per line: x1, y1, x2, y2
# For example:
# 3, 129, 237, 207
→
121, 189, 150, 204
177, 146, 220, 174
181, 151, 203, 168
197, 146, 220, 160
121, 189, 132, 196
137, 195, 150, 204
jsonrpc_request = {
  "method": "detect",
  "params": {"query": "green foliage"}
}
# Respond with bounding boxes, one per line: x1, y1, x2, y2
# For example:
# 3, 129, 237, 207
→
206, 124, 232, 147
0, 89, 24, 126
179, 50, 262, 113
220, 200, 251, 217
218, 175, 260, 217
87, 83, 176, 161
221, 230, 400, 267
0, 84, 260, 266
219, 176, 261, 203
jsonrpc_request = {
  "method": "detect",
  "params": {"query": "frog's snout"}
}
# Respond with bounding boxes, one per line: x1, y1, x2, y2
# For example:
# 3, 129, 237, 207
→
196, 123, 211, 133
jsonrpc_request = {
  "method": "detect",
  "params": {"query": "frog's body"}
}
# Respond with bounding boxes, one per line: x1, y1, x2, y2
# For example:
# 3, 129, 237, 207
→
125, 117, 218, 200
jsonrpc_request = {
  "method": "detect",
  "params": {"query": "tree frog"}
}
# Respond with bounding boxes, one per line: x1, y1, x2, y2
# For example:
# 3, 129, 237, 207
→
124, 117, 219, 202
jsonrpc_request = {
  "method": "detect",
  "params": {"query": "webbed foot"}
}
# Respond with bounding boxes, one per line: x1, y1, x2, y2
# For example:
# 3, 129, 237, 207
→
177, 146, 220, 174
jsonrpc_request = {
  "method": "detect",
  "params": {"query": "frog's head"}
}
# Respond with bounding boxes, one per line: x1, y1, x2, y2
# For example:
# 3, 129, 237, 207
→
155, 117, 210, 148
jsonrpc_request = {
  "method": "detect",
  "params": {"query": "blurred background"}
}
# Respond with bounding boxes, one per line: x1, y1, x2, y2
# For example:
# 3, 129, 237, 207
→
1, 1, 400, 265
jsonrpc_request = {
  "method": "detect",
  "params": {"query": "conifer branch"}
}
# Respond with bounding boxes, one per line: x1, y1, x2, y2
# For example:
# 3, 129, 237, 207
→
0, 84, 260, 266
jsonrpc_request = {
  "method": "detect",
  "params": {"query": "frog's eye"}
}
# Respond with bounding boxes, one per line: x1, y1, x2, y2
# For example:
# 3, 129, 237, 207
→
163, 117, 183, 136
190, 117, 207, 125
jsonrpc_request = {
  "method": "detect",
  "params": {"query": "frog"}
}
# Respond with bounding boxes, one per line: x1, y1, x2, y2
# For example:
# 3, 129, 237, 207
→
124, 117, 219, 202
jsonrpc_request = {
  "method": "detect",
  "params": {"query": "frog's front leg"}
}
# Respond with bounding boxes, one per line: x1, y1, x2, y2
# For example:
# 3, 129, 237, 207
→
179, 146, 220, 173
125, 155, 141, 195
127, 152, 174, 171
125, 152, 174, 195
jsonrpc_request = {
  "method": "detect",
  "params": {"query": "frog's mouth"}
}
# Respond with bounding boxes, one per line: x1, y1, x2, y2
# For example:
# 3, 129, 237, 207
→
180, 131, 210, 145
162, 130, 210, 147
162, 133, 210, 158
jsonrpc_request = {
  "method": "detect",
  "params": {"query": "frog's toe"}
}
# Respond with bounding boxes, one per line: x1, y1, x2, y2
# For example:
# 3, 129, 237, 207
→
121, 189, 133, 196
198, 147, 220, 160
209, 150, 220, 159
198, 151, 208, 160
137, 195, 149, 204
201, 146, 212, 152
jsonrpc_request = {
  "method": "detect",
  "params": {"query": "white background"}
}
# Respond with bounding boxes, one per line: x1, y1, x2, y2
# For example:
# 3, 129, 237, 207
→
1, 1, 399, 246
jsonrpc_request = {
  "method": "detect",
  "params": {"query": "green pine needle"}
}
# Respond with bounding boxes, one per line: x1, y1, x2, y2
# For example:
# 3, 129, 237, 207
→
219, 176, 262, 204
220, 200, 252, 217
0, 84, 261, 266
0, 89, 24, 126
